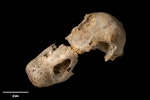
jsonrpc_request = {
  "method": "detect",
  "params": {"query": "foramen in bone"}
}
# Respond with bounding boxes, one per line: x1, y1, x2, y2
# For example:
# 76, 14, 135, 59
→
26, 12, 126, 87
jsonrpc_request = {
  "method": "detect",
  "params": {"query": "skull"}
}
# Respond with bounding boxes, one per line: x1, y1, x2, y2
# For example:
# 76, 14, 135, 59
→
26, 44, 78, 87
26, 12, 126, 87
66, 12, 126, 61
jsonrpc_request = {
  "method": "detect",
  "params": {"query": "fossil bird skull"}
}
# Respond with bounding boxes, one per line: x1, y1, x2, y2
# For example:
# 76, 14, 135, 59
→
66, 12, 126, 61
26, 12, 126, 87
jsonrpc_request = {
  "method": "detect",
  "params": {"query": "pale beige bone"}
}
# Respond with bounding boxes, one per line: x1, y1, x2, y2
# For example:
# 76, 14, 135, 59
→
26, 12, 126, 87
66, 12, 126, 61
26, 44, 78, 87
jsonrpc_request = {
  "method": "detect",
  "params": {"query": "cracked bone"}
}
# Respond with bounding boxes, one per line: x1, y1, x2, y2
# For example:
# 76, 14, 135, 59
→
26, 12, 126, 87
26, 44, 78, 87
66, 12, 126, 61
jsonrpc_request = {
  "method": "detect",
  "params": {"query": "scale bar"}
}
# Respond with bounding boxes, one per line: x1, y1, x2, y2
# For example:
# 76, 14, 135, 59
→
2, 91, 29, 94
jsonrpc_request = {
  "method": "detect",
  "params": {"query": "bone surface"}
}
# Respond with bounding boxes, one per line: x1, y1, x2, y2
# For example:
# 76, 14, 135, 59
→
26, 12, 126, 87
66, 12, 126, 61
26, 44, 78, 87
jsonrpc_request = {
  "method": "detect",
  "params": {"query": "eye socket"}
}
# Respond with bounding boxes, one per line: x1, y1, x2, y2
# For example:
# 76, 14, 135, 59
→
53, 59, 71, 74
97, 41, 109, 53
99, 41, 109, 50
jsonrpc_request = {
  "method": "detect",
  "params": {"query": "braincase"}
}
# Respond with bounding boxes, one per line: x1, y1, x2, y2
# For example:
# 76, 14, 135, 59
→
66, 12, 126, 61
26, 12, 126, 88
26, 59, 54, 87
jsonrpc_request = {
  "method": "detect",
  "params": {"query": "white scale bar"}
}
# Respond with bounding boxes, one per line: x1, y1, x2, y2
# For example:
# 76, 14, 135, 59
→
2, 91, 29, 93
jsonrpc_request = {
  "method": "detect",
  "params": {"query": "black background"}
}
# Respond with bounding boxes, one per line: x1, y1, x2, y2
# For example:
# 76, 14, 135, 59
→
1, 0, 148, 99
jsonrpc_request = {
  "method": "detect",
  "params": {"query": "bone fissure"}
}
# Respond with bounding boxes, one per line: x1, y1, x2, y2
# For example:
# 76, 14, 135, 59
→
26, 12, 126, 87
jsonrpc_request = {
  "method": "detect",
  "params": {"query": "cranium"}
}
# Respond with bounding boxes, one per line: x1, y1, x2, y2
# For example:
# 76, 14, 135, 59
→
26, 12, 126, 87
26, 44, 78, 87
66, 12, 126, 61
